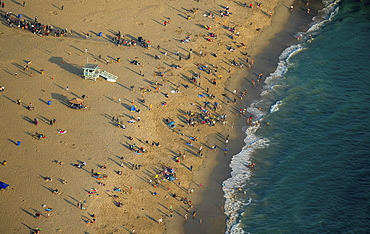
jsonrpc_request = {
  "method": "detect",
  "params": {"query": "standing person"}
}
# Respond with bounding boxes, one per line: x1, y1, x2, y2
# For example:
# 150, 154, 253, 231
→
248, 115, 253, 126
184, 213, 188, 220
258, 73, 263, 83
198, 146, 203, 154
192, 211, 197, 220
23, 1, 26, 7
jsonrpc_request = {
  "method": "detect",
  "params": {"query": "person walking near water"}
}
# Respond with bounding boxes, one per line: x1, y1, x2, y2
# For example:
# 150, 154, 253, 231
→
258, 73, 263, 83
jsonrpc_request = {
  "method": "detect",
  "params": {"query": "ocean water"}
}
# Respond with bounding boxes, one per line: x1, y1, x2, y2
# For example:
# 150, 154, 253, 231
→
223, 0, 370, 233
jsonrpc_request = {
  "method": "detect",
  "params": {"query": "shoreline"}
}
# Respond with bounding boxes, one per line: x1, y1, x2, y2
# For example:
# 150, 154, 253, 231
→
175, 0, 326, 233
0, 0, 323, 233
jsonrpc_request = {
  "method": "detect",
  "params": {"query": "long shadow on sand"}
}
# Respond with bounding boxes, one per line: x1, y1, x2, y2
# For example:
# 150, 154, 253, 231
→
51, 92, 69, 106
48, 57, 81, 77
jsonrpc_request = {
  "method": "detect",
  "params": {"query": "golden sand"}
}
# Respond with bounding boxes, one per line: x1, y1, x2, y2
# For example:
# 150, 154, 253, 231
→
0, 0, 299, 233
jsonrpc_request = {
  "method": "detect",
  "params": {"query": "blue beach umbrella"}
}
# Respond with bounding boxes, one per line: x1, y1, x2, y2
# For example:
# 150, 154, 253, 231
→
0, 181, 10, 190
130, 105, 137, 112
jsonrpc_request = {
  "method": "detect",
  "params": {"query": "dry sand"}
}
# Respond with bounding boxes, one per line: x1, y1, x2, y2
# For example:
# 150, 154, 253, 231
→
0, 0, 313, 233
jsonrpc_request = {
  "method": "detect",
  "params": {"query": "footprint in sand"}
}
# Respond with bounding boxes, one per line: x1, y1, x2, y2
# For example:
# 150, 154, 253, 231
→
49, 11, 58, 15
81, 18, 94, 23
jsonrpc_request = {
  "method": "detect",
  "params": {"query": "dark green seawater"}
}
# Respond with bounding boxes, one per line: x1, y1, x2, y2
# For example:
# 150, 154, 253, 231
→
224, 0, 370, 233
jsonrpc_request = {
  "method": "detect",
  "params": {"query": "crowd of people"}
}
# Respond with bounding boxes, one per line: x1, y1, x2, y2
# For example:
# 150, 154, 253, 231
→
4, 12, 67, 36
0, 1, 273, 233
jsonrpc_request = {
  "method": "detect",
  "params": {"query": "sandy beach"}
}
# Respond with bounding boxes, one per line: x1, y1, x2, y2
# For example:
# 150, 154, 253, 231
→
0, 0, 319, 233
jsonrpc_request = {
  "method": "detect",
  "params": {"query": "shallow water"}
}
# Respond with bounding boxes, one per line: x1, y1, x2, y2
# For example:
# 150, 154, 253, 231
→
223, 0, 370, 233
